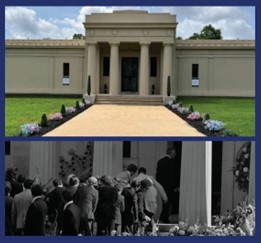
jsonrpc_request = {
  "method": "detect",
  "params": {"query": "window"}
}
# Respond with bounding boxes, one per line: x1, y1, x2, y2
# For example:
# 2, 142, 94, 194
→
5, 141, 11, 155
63, 63, 70, 77
192, 64, 199, 87
192, 64, 199, 79
103, 57, 110, 76
150, 57, 157, 77
123, 141, 131, 158
63, 63, 70, 85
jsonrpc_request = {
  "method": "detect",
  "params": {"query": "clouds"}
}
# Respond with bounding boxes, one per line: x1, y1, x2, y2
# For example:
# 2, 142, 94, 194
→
5, 6, 255, 40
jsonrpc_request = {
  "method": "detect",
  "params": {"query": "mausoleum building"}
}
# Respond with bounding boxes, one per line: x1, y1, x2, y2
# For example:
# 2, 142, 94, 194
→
5, 10, 255, 102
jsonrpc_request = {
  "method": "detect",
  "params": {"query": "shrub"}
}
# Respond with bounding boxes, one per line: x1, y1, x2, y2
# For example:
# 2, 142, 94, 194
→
87, 75, 91, 95
203, 113, 210, 121
60, 104, 66, 116
76, 101, 80, 110
82, 98, 86, 105
40, 113, 48, 127
189, 104, 194, 113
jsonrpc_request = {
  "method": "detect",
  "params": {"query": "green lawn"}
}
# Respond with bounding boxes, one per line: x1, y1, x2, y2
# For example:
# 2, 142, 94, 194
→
5, 96, 255, 137
176, 97, 255, 136
5, 96, 82, 136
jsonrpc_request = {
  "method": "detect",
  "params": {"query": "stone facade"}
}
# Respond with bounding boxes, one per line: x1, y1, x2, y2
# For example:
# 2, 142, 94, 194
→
5, 10, 255, 97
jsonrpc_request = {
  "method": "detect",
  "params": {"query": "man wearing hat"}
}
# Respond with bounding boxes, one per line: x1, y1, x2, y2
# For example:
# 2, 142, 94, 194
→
75, 176, 99, 235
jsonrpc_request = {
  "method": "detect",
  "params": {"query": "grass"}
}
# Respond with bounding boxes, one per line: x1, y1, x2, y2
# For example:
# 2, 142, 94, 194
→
176, 97, 255, 136
5, 96, 82, 136
5, 96, 255, 137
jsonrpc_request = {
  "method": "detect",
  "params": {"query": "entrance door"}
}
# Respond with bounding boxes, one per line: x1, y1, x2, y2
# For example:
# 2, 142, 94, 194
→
121, 57, 138, 93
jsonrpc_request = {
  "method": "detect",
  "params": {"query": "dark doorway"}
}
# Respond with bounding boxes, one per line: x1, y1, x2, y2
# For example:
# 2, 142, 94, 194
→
121, 57, 138, 92
212, 142, 223, 216
165, 142, 182, 223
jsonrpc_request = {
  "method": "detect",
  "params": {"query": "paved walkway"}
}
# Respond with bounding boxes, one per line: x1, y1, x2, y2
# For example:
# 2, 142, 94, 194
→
43, 105, 205, 137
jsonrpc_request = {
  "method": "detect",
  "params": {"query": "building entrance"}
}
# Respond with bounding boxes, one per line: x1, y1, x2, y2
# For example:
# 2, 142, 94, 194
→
121, 57, 138, 93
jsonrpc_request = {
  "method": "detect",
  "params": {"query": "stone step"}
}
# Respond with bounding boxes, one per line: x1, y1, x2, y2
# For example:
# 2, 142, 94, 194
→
95, 95, 163, 105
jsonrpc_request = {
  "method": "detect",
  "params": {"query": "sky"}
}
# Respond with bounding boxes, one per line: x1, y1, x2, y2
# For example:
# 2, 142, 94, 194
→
5, 6, 255, 40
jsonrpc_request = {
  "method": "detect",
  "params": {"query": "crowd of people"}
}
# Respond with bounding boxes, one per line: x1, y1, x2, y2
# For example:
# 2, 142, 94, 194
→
5, 148, 179, 236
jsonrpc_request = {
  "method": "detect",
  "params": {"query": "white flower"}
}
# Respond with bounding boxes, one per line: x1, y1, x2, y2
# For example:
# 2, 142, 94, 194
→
243, 167, 249, 173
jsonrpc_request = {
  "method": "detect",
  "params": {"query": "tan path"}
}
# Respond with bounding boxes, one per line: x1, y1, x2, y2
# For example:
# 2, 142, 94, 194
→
43, 105, 205, 137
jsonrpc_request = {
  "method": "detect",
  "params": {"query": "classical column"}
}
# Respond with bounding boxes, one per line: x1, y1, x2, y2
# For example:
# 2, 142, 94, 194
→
29, 142, 57, 186
249, 142, 255, 202
93, 142, 122, 177
109, 42, 119, 95
162, 43, 173, 96
139, 42, 150, 95
179, 142, 212, 226
87, 43, 97, 94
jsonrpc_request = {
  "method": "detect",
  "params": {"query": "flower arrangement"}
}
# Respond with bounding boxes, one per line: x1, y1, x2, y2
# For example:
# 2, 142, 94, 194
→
204, 120, 224, 132
177, 107, 190, 115
187, 112, 202, 121
49, 112, 63, 121
171, 103, 180, 110
233, 142, 251, 192
66, 106, 76, 114
79, 102, 85, 108
20, 122, 41, 136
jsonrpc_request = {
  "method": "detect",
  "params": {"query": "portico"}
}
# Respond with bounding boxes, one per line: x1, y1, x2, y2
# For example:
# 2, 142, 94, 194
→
84, 10, 176, 96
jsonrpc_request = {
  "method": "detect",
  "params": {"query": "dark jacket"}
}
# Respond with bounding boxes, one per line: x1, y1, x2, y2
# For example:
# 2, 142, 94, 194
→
24, 197, 48, 235
60, 203, 81, 236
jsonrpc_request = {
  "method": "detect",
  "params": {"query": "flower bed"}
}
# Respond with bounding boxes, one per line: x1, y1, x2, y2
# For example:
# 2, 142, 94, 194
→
165, 102, 237, 137
19, 103, 92, 137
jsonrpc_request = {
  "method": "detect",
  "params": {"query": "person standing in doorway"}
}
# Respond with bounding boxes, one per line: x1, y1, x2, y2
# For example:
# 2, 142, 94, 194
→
156, 147, 179, 223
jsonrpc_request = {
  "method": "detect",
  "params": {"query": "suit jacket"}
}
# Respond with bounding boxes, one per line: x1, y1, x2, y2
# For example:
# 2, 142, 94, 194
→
60, 203, 81, 236
12, 189, 33, 229
5, 195, 14, 235
24, 197, 48, 235
75, 185, 99, 220
156, 156, 179, 193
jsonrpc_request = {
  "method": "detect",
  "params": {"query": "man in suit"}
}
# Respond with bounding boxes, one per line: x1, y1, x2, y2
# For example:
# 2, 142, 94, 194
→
45, 178, 63, 224
11, 179, 34, 235
75, 176, 99, 235
59, 188, 81, 236
23, 184, 48, 235
156, 147, 179, 223
5, 183, 14, 235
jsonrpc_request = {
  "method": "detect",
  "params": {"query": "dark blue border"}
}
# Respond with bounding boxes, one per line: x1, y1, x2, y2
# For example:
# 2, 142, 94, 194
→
1, 0, 260, 242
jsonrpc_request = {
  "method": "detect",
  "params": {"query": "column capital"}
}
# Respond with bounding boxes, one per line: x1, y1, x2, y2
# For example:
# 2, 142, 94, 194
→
109, 41, 120, 46
140, 41, 151, 46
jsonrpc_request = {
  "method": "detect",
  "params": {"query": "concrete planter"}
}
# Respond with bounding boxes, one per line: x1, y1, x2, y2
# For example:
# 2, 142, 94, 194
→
83, 94, 96, 104
164, 96, 177, 105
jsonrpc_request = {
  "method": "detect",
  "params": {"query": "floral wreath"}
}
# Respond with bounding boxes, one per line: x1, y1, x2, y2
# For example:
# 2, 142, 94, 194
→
233, 142, 251, 193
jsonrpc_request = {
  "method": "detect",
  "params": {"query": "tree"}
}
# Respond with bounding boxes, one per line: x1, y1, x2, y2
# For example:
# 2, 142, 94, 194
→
189, 24, 222, 40
73, 34, 85, 40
